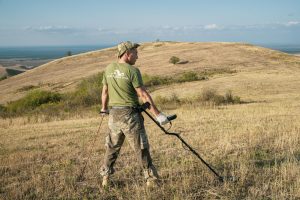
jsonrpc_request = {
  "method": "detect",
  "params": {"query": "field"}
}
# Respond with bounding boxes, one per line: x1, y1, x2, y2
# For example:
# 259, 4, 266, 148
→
0, 42, 300, 199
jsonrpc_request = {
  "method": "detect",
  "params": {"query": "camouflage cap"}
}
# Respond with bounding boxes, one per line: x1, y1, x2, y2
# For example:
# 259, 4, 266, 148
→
117, 41, 140, 58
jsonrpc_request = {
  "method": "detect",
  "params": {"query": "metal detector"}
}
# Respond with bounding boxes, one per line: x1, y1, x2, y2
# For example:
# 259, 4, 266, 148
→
138, 102, 236, 183
76, 112, 107, 182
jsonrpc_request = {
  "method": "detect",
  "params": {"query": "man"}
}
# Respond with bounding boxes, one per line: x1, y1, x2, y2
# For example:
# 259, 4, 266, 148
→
100, 41, 169, 187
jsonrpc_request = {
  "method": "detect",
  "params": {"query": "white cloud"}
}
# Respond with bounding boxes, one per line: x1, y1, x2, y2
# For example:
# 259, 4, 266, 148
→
227, 22, 300, 30
204, 24, 219, 30
161, 25, 181, 31
286, 21, 300, 26
98, 28, 115, 33
25, 25, 78, 34
162, 25, 172, 30
39, 26, 66, 31
98, 27, 136, 35
18, 22, 296, 42
242, 24, 266, 29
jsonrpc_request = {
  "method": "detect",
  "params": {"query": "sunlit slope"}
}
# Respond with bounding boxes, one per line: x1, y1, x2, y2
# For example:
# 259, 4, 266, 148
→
0, 42, 299, 104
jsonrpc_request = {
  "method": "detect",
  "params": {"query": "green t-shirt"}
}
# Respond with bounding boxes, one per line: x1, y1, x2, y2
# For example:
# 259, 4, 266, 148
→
102, 62, 143, 107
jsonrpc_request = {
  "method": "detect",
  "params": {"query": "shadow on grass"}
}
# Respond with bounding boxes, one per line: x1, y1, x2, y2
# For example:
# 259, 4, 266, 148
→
250, 148, 287, 168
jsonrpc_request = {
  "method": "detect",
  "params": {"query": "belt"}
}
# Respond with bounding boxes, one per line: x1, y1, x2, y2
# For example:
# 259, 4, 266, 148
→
111, 106, 133, 109
111, 106, 142, 113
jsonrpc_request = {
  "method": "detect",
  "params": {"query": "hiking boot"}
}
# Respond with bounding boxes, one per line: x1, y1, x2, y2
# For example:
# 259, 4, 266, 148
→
102, 175, 110, 188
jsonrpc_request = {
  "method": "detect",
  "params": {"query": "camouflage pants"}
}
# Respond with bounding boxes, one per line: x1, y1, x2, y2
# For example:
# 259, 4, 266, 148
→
100, 107, 159, 181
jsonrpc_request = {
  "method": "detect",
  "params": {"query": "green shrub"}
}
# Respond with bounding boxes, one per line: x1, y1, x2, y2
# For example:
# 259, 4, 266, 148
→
224, 90, 241, 104
169, 56, 180, 65
0, 104, 7, 117
17, 85, 39, 92
0, 76, 7, 81
142, 74, 171, 87
201, 68, 237, 76
199, 88, 241, 105
233, 96, 241, 104
200, 88, 218, 102
0, 104, 6, 112
143, 72, 207, 88
64, 72, 103, 107
177, 71, 206, 82
155, 95, 169, 105
155, 94, 180, 105
6, 90, 62, 114
179, 71, 198, 82
34, 102, 68, 119
154, 93, 181, 109
1, 72, 104, 117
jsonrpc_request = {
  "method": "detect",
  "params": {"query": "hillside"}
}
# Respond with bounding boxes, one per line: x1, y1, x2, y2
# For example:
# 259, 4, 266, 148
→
1, 42, 300, 199
0, 65, 29, 79
0, 42, 300, 104
0, 65, 6, 78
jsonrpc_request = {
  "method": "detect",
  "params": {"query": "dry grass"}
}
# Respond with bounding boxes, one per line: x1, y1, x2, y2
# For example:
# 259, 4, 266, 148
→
0, 100, 299, 199
1, 42, 300, 104
1, 42, 300, 199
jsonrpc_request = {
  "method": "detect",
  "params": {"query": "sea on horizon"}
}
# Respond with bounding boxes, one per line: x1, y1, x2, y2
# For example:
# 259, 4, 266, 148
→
0, 43, 299, 60
0, 45, 113, 68
0, 43, 299, 68
0, 45, 112, 60
258, 44, 300, 54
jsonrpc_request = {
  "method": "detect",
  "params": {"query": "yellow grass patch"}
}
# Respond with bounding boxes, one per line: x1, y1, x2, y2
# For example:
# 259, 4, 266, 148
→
1, 42, 300, 199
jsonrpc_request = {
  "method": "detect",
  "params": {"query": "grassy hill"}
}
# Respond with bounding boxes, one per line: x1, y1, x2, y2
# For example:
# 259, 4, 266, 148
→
0, 65, 6, 79
0, 42, 299, 104
0, 65, 27, 81
0, 42, 300, 199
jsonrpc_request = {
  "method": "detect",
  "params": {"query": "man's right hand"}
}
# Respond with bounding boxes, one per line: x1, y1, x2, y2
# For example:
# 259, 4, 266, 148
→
156, 113, 169, 125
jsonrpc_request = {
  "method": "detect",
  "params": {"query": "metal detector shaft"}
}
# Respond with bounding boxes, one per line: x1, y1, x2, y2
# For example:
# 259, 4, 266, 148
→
141, 108, 224, 182
77, 114, 105, 182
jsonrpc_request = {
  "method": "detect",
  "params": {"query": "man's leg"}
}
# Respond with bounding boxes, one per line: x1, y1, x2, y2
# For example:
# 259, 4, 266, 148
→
101, 131, 125, 176
141, 148, 159, 182
101, 130, 125, 187
124, 111, 159, 184
100, 111, 125, 184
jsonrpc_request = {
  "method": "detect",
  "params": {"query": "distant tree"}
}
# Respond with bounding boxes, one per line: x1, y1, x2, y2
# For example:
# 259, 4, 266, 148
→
169, 56, 180, 65
156, 38, 160, 42
66, 51, 72, 56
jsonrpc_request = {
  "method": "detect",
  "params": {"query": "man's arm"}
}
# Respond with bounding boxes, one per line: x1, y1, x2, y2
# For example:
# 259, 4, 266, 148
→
135, 86, 160, 116
101, 84, 109, 112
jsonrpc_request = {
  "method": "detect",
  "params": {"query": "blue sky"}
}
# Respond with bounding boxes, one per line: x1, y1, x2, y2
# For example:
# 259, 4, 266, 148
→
0, 0, 299, 46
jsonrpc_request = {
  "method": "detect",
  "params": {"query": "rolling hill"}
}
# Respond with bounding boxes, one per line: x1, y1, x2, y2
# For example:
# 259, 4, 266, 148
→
1, 42, 300, 199
0, 65, 28, 80
0, 65, 6, 78
0, 42, 299, 104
